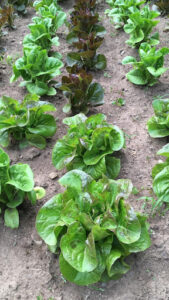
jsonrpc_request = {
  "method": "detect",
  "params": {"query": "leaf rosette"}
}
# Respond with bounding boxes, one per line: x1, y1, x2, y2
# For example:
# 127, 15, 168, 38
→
36, 169, 151, 285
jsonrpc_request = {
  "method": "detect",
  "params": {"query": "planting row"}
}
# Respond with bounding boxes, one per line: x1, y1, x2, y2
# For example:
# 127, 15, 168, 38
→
106, 0, 169, 86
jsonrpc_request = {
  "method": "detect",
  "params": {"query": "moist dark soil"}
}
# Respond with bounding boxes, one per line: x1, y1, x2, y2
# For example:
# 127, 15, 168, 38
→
0, 1, 169, 299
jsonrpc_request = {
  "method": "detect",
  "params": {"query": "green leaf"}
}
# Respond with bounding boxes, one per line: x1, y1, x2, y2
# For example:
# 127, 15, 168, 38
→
124, 216, 151, 253
147, 117, 169, 138
122, 56, 137, 64
116, 200, 141, 244
157, 144, 169, 158
26, 133, 46, 149
36, 194, 64, 246
94, 54, 107, 70
34, 186, 46, 200
59, 250, 105, 286
59, 170, 92, 192
7, 164, 34, 192
60, 222, 98, 272
126, 69, 147, 85
28, 114, 56, 137
0, 147, 10, 167
52, 140, 76, 170
106, 251, 130, 278
87, 83, 104, 106
4, 208, 19, 229
106, 156, 121, 179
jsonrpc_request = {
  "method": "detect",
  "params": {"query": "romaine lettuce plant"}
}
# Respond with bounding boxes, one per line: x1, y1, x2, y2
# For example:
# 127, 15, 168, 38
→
0, 147, 45, 229
152, 144, 169, 210
122, 43, 169, 86
23, 17, 60, 50
147, 97, 169, 138
105, 0, 145, 29
10, 46, 63, 96
124, 5, 160, 48
33, 0, 60, 11
35, 3, 66, 36
52, 113, 124, 180
36, 169, 151, 285
0, 94, 57, 149
60, 66, 104, 113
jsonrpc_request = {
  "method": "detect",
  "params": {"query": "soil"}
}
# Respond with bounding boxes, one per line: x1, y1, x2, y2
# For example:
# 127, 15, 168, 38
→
0, 1, 169, 300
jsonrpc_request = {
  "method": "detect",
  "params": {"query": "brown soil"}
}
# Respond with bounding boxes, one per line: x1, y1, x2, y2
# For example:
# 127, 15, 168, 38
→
0, 1, 169, 300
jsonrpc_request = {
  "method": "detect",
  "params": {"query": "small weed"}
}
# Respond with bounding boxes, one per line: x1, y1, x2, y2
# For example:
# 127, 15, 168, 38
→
104, 72, 112, 78
112, 97, 125, 106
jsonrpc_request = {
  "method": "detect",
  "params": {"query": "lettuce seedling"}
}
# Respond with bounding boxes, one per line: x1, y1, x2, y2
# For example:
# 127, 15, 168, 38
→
105, 0, 145, 29
0, 94, 57, 149
10, 46, 63, 96
0, 147, 45, 228
147, 97, 169, 138
152, 144, 169, 210
122, 43, 169, 86
52, 113, 124, 180
36, 170, 151, 285
124, 5, 160, 48
60, 66, 104, 113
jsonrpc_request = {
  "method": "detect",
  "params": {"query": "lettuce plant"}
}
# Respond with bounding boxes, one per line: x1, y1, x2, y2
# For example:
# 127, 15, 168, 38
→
8, 0, 32, 14
10, 46, 63, 96
33, 0, 60, 11
52, 113, 124, 180
36, 170, 151, 285
122, 43, 169, 86
124, 5, 160, 48
23, 17, 60, 50
0, 94, 57, 149
60, 66, 104, 113
147, 97, 169, 138
66, 0, 106, 70
67, 33, 107, 71
0, 147, 45, 229
105, 0, 145, 29
67, 0, 105, 43
152, 144, 169, 210
35, 3, 66, 36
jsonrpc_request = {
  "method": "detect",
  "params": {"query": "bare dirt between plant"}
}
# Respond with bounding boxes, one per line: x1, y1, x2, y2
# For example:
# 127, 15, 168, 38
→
0, 1, 169, 299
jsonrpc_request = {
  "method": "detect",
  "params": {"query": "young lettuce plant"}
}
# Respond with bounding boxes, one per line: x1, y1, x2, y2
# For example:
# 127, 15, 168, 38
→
122, 43, 169, 86
105, 0, 145, 29
0, 147, 45, 229
60, 66, 104, 114
147, 97, 169, 138
152, 144, 169, 210
66, 33, 107, 71
124, 5, 160, 48
67, 0, 106, 44
36, 169, 151, 285
10, 46, 63, 96
66, 0, 106, 70
23, 17, 60, 50
52, 113, 124, 180
35, 3, 66, 36
8, 0, 32, 14
0, 94, 57, 149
